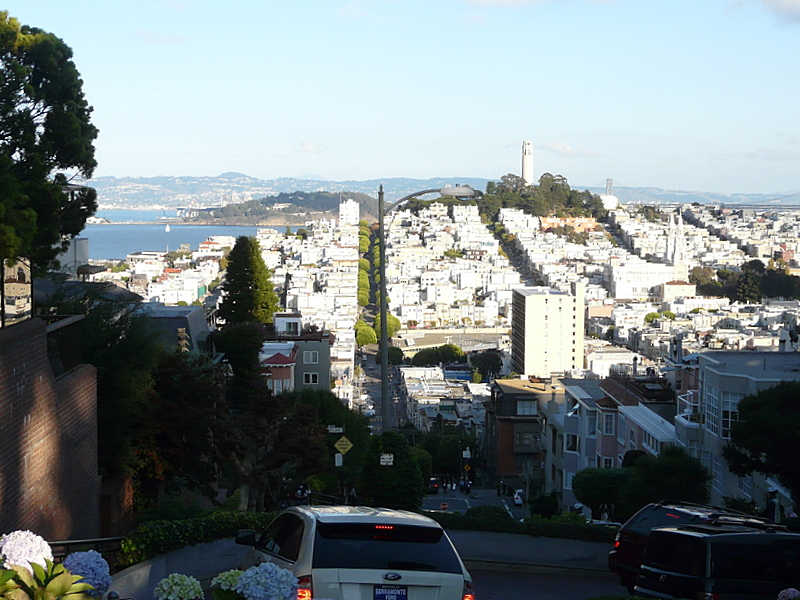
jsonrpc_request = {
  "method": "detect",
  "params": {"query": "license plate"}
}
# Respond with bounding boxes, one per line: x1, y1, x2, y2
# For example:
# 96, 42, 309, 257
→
374, 585, 407, 600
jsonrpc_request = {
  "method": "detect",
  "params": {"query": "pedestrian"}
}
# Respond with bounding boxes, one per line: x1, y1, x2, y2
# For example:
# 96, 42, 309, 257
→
295, 483, 310, 506
762, 488, 780, 523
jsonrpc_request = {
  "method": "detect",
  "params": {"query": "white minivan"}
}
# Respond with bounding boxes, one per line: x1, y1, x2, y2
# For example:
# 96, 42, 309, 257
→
236, 505, 475, 600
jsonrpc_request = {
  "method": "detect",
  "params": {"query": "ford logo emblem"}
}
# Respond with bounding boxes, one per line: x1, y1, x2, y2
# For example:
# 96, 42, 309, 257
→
383, 573, 402, 581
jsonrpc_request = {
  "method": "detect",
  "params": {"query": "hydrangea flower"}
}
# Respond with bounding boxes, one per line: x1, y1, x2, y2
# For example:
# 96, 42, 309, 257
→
154, 573, 203, 600
63, 550, 111, 598
211, 569, 243, 591
235, 563, 297, 600
0, 530, 53, 573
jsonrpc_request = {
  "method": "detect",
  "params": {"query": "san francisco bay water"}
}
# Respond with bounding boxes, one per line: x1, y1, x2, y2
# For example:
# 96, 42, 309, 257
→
84, 210, 283, 260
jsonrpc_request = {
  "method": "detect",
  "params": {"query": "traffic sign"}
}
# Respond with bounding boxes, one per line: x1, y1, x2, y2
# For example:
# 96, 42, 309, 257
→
380, 453, 394, 466
464, 464, 471, 471
440, 502, 448, 511
327, 425, 344, 433
334, 436, 353, 454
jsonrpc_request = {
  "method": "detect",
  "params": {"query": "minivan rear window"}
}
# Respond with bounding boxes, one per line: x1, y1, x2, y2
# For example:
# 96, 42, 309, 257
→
712, 542, 800, 583
312, 523, 463, 573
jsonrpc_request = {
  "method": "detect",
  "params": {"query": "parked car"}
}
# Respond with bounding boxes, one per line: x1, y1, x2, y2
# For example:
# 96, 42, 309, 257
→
634, 524, 800, 599
236, 505, 475, 600
513, 490, 524, 506
608, 501, 773, 593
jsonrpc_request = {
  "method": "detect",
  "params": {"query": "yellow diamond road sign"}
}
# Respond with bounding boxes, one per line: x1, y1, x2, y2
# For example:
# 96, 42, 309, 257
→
334, 436, 353, 454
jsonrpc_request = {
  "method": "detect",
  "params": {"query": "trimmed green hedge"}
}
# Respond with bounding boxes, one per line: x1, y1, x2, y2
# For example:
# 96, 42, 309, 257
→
115, 505, 617, 571
116, 511, 277, 569
425, 509, 618, 544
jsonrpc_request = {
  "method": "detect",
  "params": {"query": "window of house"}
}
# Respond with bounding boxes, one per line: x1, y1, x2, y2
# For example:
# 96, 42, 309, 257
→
304, 372, 319, 385
284, 378, 291, 391
274, 379, 283, 394
564, 471, 574, 489
705, 387, 720, 436
603, 412, 615, 436
738, 475, 753, 498
602, 457, 614, 469
303, 350, 319, 364
515, 431, 535, 446
565, 433, 579, 453
721, 391, 743, 440
629, 429, 636, 450
517, 400, 536, 415
587, 410, 597, 435
713, 455, 726, 493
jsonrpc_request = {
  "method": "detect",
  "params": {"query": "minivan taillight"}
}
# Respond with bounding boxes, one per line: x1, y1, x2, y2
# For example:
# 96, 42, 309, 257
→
462, 580, 475, 600
296, 575, 312, 600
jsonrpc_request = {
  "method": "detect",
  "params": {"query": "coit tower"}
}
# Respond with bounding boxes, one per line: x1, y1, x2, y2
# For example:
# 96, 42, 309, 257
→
522, 141, 534, 184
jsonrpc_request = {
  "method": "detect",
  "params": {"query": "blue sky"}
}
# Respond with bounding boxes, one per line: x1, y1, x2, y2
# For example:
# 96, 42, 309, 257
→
5, 0, 800, 194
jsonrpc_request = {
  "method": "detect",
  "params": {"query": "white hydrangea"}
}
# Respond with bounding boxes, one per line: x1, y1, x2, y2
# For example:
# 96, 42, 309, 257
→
211, 569, 243, 591
0, 530, 53, 573
235, 563, 297, 600
154, 573, 203, 600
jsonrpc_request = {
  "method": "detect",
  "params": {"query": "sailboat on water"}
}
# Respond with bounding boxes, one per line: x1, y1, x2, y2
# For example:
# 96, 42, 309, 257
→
165, 224, 171, 232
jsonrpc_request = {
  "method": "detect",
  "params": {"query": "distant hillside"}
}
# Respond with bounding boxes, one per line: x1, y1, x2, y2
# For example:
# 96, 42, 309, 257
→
88, 173, 800, 211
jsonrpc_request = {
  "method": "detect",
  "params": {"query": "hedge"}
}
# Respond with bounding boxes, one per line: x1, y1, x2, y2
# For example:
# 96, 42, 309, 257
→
116, 511, 277, 569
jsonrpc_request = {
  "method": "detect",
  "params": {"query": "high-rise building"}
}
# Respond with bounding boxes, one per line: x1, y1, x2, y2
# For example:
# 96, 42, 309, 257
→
338, 198, 360, 227
522, 141, 534, 184
511, 282, 585, 378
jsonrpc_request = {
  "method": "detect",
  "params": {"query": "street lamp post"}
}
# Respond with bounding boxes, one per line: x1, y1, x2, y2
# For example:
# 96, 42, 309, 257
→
377, 184, 476, 433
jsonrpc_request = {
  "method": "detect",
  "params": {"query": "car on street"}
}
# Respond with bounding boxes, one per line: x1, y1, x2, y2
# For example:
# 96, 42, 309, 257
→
513, 490, 524, 506
608, 500, 774, 593
429, 477, 441, 494
236, 505, 475, 600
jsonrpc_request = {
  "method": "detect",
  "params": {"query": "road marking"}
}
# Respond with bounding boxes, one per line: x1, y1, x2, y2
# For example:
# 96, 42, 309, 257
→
501, 500, 514, 519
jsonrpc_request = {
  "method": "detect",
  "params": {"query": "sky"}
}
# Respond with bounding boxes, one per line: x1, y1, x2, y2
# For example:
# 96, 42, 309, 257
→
5, 0, 800, 194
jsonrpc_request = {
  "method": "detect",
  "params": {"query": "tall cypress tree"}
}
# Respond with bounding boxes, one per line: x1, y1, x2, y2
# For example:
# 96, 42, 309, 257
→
218, 236, 279, 325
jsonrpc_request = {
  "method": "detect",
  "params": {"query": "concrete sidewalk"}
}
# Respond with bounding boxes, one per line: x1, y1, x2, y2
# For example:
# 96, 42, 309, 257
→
110, 530, 611, 600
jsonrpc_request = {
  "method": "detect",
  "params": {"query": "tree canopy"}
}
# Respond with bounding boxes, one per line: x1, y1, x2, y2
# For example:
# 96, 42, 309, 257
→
218, 236, 279, 325
0, 12, 98, 273
723, 381, 800, 502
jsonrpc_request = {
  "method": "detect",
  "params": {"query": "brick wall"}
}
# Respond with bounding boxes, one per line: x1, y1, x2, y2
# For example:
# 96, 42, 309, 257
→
0, 318, 101, 540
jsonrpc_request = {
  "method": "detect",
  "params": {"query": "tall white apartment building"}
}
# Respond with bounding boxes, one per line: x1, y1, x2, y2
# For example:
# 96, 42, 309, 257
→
338, 198, 360, 227
603, 257, 676, 301
511, 281, 585, 378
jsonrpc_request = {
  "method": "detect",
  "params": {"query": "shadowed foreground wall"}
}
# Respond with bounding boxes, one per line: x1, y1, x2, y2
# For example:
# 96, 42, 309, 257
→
0, 318, 100, 539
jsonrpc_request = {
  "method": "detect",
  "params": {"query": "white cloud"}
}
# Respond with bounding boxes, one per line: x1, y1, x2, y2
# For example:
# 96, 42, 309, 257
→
131, 31, 188, 45
748, 148, 800, 160
541, 141, 599, 158
464, 0, 610, 5
297, 141, 323, 155
733, 0, 800, 23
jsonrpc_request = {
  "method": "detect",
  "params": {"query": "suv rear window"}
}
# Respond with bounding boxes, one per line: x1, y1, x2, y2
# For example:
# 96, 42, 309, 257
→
312, 523, 463, 573
712, 542, 800, 582
626, 507, 697, 536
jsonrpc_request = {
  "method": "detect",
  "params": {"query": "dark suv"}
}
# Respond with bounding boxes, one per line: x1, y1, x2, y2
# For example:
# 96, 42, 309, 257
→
634, 525, 800, 599
608, 501, 773, 593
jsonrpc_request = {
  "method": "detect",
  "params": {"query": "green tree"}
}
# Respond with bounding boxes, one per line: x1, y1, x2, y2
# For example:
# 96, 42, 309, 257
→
723, 382, 800, 503
572, 468, 631, 521
432, 435, 463, 474
411, 347, 443, 367
735, 271, 762, 304
440, 343, 465, 363
218, 236, 279, 325
644, 312, 660, 324
358, 432, 425, 510
138, 351, 224, 502
617, 446, 710, 520
0, 12, 99, 274
387, 346, 405, 365
357, 289, 369, 307
355, 325, 377, 347
470, 350, 503, 380
372, 312, 401, 339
